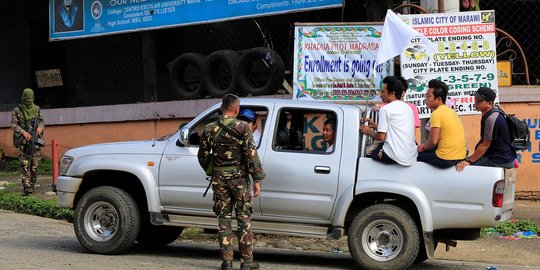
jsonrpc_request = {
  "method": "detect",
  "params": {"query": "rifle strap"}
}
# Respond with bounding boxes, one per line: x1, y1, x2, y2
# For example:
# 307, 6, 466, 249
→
216, 121, 244, 142
15, 105, 41, 131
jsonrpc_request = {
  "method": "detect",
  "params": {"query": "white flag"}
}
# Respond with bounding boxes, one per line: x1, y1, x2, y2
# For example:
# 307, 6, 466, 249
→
374, 10, 434, 74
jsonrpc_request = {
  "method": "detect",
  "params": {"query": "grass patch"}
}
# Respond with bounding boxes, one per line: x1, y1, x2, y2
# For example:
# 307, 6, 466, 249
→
0, 182, 17, 189
482, 219, 540, 237
181, 227, 205, 239
0, 156, 52, 176
0, 190, 73, 221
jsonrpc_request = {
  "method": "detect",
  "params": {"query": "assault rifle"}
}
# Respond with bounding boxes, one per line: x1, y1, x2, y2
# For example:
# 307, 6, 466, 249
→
24, 117, 45, 165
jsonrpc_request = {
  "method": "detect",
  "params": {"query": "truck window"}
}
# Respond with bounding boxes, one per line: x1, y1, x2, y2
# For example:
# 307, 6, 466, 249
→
189, 107, 268, 147
273, 108, 336, 153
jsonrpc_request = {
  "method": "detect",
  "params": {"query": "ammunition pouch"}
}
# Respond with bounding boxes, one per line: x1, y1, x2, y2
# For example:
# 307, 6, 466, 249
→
13, 133, 23, 148
213, 165, 241, 172
35, 137, 45, 148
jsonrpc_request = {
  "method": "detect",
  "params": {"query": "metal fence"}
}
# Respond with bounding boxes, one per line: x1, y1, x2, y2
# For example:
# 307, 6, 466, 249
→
481, 0, 540, 85
0, 0, 538, 111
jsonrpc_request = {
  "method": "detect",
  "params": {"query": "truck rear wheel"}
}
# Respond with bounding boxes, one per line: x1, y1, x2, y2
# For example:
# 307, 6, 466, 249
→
348, 204, 420, 270
74, 186, 140, 254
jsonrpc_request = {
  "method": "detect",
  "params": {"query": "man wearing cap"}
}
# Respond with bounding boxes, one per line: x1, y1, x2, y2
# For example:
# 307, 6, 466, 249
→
456, 87, 516, 171
198, 94, 265, 270
238, 108, 261, 146
11, 88, 45, 195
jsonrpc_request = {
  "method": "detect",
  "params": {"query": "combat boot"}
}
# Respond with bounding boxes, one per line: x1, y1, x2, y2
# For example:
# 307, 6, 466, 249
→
23, 186, 33, 196
220, 260, 233, 270
240, 261, 260, 270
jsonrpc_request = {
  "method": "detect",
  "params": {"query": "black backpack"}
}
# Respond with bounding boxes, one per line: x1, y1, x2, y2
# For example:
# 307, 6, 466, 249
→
493, 107, 531, 150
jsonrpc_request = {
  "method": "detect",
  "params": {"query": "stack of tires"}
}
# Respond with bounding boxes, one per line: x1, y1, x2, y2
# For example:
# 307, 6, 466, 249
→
169, 47, 284, 99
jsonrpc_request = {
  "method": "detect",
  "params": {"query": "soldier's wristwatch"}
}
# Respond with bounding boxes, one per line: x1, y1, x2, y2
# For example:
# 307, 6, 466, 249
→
465, 157, 473, 163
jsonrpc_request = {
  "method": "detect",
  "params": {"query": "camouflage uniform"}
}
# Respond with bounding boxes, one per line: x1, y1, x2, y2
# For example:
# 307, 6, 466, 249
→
198, 115, 265, 263
11, 106, 45, 194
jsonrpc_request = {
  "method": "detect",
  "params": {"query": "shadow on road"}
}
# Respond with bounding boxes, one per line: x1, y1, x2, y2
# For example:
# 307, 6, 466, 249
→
9, 235, 500, 269
126, 241, 355, 269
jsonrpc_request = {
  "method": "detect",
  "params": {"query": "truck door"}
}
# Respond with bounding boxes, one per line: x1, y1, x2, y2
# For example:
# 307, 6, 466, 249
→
159, 107, 269, 216
260, 106, 341, 221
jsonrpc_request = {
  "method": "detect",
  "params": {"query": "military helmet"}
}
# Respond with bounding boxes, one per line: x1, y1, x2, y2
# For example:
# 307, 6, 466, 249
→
238, 108, 257, 123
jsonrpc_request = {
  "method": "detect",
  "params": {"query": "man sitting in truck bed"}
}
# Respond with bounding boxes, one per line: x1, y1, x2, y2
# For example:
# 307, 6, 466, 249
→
417, 79, 467, 168
360, 76, 417, 166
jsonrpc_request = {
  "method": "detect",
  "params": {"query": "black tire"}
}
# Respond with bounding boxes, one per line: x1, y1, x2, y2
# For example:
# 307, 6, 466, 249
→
169, 53, 207, 99
137, 223, 183, 246
73, 186, 140, 255
237, 47, 284, 96
203, 50, 240, 98
348, 204, 420, 270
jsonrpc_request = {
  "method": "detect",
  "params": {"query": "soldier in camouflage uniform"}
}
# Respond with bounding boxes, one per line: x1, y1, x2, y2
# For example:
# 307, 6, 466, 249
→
11, 88, 45, 195
198, 94, 265, 270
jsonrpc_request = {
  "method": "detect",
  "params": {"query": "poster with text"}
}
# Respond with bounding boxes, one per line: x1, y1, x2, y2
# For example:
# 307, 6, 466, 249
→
400, 10, 497, 118
293, 24, 393, 102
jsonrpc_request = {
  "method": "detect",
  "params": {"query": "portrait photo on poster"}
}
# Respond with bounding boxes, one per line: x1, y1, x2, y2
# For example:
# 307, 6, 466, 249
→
54, 0, 84, 33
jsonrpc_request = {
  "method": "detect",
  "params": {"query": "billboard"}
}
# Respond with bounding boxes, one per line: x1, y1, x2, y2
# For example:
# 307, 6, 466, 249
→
293, 24, 393, 102
400, 10, 498, 118
49, 0, 343, 40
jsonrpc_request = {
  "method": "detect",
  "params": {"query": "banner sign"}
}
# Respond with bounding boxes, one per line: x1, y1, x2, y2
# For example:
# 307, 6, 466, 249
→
293, 24, 393, 102
400, 10, 497, 118
49, 0, 343, 40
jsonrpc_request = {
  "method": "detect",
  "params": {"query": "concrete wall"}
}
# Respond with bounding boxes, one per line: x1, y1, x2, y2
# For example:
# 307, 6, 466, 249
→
1, 90, 539, 192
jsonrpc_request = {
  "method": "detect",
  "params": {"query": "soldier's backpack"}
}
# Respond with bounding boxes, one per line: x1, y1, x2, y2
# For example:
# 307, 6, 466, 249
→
494, 107, 531, 150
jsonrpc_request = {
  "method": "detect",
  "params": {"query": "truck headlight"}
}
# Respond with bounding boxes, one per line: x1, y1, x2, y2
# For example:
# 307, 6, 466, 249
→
59, 156, 74, 176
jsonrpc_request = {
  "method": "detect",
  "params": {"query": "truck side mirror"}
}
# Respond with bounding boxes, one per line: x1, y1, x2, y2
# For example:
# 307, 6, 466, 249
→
178, 127, 190, 146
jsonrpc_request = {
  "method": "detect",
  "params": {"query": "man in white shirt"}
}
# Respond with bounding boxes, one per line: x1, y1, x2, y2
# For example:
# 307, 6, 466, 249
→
238, 108, 261, 146
361, 76, 417, 166
323, 118, 335, 153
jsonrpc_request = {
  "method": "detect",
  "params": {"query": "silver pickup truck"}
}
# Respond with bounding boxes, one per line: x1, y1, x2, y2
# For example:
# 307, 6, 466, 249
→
57, 98, 516, 269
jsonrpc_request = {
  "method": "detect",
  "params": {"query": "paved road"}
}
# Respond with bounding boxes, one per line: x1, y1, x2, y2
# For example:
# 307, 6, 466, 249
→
0, 210, 537, 270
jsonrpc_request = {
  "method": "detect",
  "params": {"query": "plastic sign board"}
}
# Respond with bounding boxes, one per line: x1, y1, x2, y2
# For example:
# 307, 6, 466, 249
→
400, 10, 498, 118
49, 0, 343, 40
293, 24, 392, 102
497, 60, 512, 87
35, 69, 64, 88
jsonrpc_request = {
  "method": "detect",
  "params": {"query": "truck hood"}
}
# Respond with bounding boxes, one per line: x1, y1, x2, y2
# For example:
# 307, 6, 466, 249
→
64, 139, 168, 159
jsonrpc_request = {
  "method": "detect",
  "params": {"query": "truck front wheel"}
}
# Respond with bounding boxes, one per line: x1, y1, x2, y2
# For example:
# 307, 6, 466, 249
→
348, 204, 420, 270
74, 186, 140, 254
